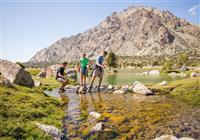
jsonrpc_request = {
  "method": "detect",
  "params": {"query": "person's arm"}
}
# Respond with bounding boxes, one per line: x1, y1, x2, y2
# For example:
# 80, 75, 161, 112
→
58, 73, 65, 78
96, 57, 104, 68
88, 59, 93, 65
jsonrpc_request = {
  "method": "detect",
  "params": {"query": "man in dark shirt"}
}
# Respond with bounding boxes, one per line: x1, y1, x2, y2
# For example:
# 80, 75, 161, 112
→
56, 62, 68, 92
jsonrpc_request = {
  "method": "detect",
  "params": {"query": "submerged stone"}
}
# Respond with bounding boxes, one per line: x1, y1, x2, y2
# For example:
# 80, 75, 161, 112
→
91, 122, 104, 132
159, 81, 168, 86
89, 111, 101, 119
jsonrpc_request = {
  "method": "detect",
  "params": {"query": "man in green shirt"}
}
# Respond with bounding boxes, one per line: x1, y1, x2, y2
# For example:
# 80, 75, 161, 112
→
79, 53, 90, 89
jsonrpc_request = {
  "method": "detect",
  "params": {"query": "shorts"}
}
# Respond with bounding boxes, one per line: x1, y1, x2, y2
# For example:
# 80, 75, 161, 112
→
92, 68, 103, 78
81, 67, 88, 76
56, 77, 66, 83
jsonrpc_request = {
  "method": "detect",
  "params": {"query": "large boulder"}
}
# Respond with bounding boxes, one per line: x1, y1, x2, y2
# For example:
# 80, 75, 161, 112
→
0, 59, 34, 87
0, 75, 14, 88
132, 81, 153, 95
149, 70, 160, 75
46, 64, 60, 78
37, 68, 47, 78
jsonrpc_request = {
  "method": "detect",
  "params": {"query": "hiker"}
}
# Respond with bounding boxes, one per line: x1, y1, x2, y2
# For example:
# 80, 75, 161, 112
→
56, 62, 68, 92
79, 53, 91, 89
88, 51, 108, 92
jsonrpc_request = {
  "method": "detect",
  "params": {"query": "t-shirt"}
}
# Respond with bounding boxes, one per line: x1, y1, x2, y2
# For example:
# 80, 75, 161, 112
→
80, 57, 89, 68
56, 67, 65, 78
96, 56, 104, 65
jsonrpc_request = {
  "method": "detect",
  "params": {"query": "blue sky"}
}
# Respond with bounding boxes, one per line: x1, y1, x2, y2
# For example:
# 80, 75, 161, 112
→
1, 0, 199, 62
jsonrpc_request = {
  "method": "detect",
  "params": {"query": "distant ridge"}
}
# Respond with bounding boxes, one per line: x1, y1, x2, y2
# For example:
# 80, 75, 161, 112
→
29, 6, 200, 64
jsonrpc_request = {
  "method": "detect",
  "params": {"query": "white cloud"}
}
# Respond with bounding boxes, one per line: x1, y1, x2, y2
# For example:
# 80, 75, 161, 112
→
188, 4, 200, 16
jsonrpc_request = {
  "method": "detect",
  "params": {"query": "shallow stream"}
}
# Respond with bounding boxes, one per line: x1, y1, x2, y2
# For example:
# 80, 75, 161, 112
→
44, 88, 200, 140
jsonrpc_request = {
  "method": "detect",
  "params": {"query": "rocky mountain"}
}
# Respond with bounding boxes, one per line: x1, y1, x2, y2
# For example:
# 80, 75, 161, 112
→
29, 6, 200, 64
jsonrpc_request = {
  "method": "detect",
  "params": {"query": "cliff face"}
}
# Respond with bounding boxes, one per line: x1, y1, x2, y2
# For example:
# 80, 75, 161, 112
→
29, 6, 200, 63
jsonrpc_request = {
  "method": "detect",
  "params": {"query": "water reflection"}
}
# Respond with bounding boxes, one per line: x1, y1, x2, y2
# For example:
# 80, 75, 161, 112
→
106, 73, 118, 85
103, 69, 188, 85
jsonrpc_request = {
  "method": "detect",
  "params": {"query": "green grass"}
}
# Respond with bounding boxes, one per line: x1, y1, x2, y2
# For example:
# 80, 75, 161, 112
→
33, 76, 60, 91
0, 85, 65, 140
26, 68, 41, 76
150, 77, 200, 105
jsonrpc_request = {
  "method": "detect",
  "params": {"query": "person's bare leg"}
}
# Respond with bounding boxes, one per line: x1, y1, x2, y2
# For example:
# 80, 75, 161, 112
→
98, 75, 103, 91
61, 80, 68, 91
89, 76, 96, 91
80, 73, 83, 86
83, 76, 86, 88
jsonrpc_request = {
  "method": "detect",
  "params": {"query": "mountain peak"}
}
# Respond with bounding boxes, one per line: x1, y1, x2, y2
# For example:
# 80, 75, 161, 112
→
29, 5, 200, 64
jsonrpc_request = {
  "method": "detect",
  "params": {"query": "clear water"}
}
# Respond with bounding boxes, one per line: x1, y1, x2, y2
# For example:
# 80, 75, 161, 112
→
87, 69, 188, 85
44, 89, 200, 139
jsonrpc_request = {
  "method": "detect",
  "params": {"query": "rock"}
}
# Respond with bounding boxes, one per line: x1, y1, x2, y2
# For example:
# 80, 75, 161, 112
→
154, 135, 178, 140
34, 81, 42, 87
100, 86, 105, 90
179, 66, 189, 71
177, 72, 187, 77
35, 122, 64, 140
66, 69, 77, 81
0, 76, 14, 88
46, 64, 60, 78
132, 81, 153, 95
113, 89, 126, 94
128, 85, 133, 92
107, 85, 114, 90
114, 85, 121, 90
149, 70, 160, 75
159, 81, 168, 86
154, 135, 195, 140
78, 86, 84, 93
143, 71, 149, 75
194, 66, 200, 71
91, 122, 104, 132
121, 85, 129, 92
191, 72, 200, 77
179, 138, 195, 140
89, 111, 101, 119
0, 59, 34, 87
66, 85, 78, 89
168, 72, 177, 76
37, 68, 46, 78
